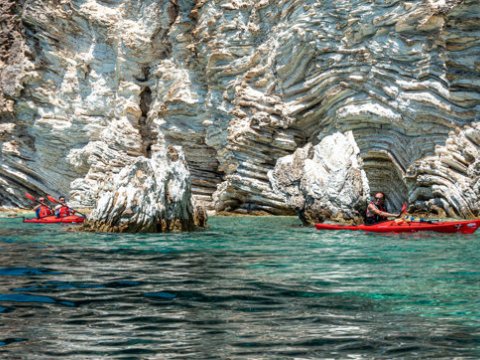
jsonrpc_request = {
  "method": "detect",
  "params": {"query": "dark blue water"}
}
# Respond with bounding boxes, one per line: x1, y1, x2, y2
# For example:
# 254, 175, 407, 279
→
0, 216, 479, 358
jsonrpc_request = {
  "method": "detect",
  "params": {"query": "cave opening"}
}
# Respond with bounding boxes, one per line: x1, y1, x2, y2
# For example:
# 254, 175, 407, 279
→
361, 151, 408, 214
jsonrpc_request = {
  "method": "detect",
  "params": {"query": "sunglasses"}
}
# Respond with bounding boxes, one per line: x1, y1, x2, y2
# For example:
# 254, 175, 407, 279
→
374, 197, 384, 200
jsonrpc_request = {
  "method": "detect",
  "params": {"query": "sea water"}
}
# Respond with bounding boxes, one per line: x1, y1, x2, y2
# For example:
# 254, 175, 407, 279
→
0, 216, 479, 358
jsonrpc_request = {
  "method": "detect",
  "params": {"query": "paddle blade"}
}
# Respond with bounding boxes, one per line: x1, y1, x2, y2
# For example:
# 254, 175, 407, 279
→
400, 202, 407, 215
47, 195, 59, 204
25, 192, 36, 202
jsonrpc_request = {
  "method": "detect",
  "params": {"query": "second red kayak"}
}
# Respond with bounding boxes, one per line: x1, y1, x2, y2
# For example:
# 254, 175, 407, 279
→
315, 219, 480, 234
23, 215, 85, 224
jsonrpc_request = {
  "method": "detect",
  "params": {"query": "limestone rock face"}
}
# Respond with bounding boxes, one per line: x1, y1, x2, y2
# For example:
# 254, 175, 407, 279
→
83, 146, 205, 233
270, 132, 369, 224
1, 0, 480, 223
406, 123, 480, 218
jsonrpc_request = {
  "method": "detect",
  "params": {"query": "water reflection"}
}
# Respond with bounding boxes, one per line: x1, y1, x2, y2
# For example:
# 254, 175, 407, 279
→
0, 217, 479, 358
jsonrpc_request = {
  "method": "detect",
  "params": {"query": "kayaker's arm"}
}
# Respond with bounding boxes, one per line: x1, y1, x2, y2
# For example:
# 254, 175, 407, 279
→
367, 203, 399, 218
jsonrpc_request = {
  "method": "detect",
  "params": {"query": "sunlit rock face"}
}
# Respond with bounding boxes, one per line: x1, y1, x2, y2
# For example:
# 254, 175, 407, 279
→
83, 146, 206, 233
270, 132, 369, 224
1, 0, 480, 222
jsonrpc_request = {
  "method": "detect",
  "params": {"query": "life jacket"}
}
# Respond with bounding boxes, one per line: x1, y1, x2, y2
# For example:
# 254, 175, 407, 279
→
365, 201, 387, 224
39, 205, 53, 218
57, 205, 72, 217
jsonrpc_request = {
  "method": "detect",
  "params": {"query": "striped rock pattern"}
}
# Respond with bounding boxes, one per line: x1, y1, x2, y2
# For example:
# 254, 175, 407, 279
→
1, 0, 479, 224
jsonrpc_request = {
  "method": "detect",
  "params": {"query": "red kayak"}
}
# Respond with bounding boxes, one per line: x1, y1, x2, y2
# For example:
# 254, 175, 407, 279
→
23, 215, 85, 224
315, 219, 480, 234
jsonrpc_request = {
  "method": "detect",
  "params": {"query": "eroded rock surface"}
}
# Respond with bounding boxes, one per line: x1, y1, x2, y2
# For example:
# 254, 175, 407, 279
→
270, 132, 369, 224
83, 146, 205, 232
1, 0, 479, 224
406, 123, 480, 218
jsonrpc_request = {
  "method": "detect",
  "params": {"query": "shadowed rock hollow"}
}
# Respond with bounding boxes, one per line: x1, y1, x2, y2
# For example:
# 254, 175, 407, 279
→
1, 0, 480, 227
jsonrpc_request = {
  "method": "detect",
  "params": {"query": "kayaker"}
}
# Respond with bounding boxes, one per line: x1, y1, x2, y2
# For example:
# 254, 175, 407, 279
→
365, 192, 399, 225
54, 196, 75, 218
33, 197, 53, 219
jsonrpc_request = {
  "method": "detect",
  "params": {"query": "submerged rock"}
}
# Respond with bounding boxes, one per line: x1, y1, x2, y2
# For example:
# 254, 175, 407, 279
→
82, 146, 206, 233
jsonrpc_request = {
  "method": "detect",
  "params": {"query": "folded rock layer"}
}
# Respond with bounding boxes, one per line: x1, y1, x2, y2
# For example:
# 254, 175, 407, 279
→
1, 0, 479, 224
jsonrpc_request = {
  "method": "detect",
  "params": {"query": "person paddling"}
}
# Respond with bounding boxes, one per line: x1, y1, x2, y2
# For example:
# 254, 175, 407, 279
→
365, 192, 399, 225
33, 197, 53, 219
54, 196, 75, 218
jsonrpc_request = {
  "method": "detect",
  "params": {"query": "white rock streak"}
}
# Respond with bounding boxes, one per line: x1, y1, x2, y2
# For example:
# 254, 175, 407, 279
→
1, 0, 480, 225
83, 145, 204, 232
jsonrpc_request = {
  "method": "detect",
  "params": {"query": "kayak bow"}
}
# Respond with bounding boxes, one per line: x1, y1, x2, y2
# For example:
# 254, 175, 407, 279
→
315, 219, 480, 234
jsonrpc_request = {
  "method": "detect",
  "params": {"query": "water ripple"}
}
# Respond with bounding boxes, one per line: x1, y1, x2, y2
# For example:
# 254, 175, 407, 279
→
0, 293, 76, 307
0, 216, 479, 358
0, 267, 61, 276
0, 338, 27, 347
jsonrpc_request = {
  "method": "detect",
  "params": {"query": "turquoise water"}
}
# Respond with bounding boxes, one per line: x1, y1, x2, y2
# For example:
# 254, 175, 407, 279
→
0, 216, 479, 358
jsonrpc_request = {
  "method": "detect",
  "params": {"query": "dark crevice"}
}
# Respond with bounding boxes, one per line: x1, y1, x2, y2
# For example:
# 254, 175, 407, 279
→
138, 71, 155, 158
139, 87, 151, 116
168, 0, 179, 27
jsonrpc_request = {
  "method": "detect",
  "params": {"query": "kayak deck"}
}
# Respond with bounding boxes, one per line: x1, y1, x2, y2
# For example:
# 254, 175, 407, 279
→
23, 215, 85, 224
315, 219, 480, 234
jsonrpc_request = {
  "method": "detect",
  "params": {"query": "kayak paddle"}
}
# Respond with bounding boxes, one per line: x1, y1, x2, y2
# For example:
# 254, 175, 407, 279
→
47, 195, 86, 218
25, 192, 53, 209
25, 192, 37, 203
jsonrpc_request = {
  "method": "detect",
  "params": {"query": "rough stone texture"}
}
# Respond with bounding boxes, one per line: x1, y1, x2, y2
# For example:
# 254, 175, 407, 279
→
406, 123, 480, 218
0, 0, 35, 205
270, 131, 369, 224
82, 145, 205, 232
1, 0, 480, 223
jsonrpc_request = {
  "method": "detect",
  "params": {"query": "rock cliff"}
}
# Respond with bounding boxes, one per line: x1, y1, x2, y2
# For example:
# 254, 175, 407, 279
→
1, 0, 479, 223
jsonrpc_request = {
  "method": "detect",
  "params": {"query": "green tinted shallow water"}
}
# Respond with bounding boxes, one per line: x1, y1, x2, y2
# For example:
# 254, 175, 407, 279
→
0, 216, 479, 358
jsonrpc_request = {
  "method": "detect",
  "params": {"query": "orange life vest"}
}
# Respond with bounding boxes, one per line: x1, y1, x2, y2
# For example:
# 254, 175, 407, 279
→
39, 205, 53, 218
58, 205, 72, 217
